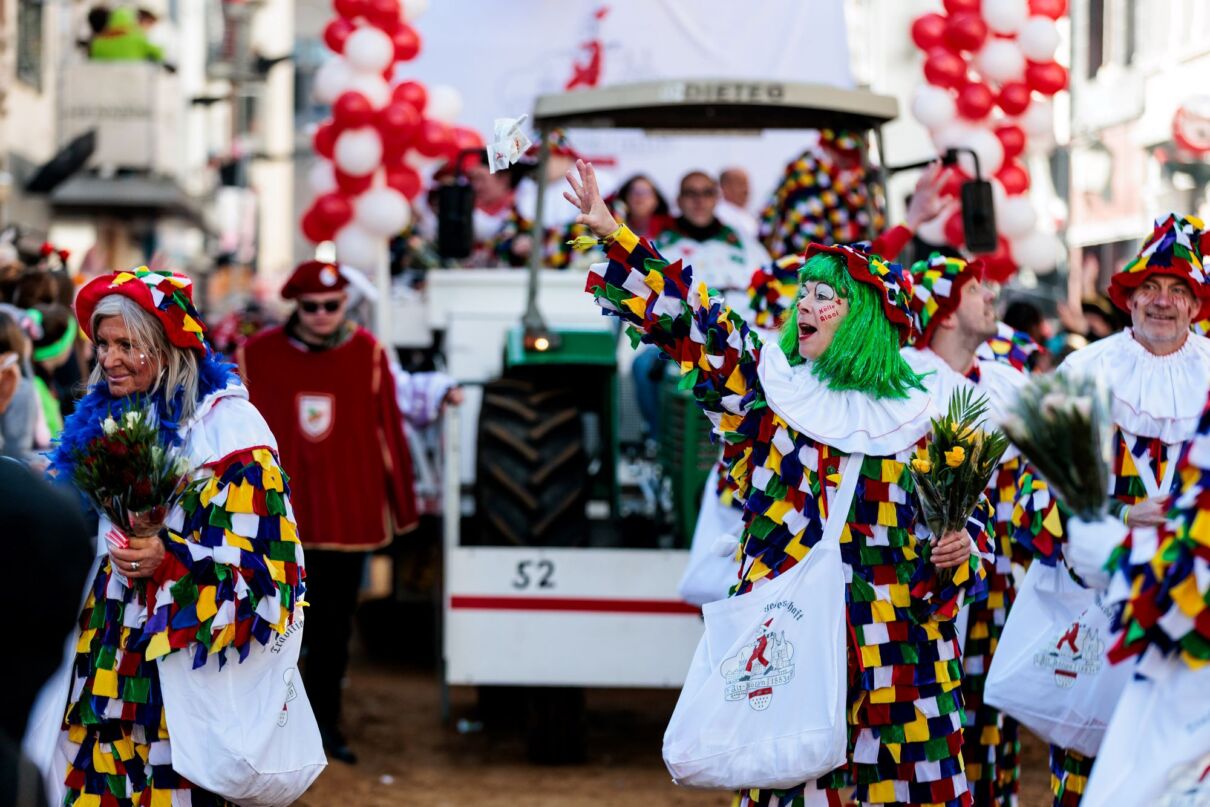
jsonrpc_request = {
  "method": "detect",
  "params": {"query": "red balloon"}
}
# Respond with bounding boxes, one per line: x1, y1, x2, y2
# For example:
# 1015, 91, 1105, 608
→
313, 122, 338, 159
377, 102, 421, 159
333, 0, 367, 19
940, 166, 969, 199
335, 169, 375, 195
1024, 60, 1068, 96
391, 80, 427, 114
1028, 0, 1067, 19
910, 13, 947, 51
956, 82, 995, 120
943, 13, 989, 53
994, 124, 1027, 160
323, 18, 355, 53
923, 48, 968, 89
391, 23, 421, 61
982, 237, 1017, 283
302, 209, 334, 243
996, 160, 1031, 195
332, 92, 375, 130
415, 119, 452, 159
944, 209, 966, 247
943, 0, 980, 13
363, 0, 401, 28
386, 166, 423, 200
451, 125, 485, 152
314, 192, 354, 230
997, 82, 1032, 116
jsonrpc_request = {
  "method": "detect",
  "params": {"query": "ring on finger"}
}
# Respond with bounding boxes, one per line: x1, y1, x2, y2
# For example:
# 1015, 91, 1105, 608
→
131, 560, 140, 571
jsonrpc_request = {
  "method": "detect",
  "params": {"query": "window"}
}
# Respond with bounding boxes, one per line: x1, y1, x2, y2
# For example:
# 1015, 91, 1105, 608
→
16, 0, 44, 91
1087, 0, 1105, 79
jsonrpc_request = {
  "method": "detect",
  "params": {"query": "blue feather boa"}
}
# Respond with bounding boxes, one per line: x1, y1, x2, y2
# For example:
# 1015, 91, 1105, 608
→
50, 349, 239, 484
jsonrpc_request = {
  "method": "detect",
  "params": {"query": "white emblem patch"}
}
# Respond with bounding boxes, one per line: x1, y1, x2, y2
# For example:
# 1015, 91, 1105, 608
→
298, 393, 335, 441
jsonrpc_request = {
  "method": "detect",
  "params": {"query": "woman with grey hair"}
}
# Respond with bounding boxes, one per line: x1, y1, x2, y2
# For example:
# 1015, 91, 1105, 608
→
35, 267, 311, 806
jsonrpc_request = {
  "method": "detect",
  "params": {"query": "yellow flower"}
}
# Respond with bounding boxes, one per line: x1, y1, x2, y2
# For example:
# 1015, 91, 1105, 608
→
912, 457, 932, 474
944, 446, 966, 467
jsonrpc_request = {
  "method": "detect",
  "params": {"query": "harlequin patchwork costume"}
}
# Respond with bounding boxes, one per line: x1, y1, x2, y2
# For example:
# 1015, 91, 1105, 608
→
46, 267, 306, 806
1011, 213, 1210, 806
903, 254, 1030, 807
587, 226, 992, 806
239, 260, 417, 760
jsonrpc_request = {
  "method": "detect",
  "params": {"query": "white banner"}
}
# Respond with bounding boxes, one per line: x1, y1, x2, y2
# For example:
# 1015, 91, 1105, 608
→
403, 0, 856, 218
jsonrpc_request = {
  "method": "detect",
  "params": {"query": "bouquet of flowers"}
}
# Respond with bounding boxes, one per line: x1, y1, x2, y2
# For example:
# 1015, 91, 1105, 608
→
999, 372, 1112, 521
911, 388, 1010, 570
70, 403, 196, 582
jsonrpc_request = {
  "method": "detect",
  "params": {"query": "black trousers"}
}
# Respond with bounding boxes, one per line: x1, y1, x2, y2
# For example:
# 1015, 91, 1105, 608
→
300, 549, 367, 728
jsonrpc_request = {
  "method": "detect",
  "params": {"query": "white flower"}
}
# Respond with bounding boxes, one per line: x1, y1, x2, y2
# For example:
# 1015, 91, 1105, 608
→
1001, 414, 1026, 439
125, 410, 141, 427
102, 416, 118, 435
1071, 397, 1092, 420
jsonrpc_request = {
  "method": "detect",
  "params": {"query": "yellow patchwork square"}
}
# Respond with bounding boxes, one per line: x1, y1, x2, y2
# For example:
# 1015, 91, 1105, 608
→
890, 584, 911, 608
196, 587, 219, 623
904, 712, 930, 742
867, 780, 898, 802
92, 741, 117, 774
870, 599, 896, 623
860, 644, 882, 668
877, 501, 897, 526
225, 481, 255, 514
92, 667, 119, 699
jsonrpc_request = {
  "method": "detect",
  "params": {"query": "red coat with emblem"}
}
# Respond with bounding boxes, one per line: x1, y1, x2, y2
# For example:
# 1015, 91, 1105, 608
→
240, 325, 417, 550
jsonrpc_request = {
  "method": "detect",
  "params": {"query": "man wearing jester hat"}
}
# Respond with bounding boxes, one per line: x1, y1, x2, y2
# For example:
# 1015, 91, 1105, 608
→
566, 159, 993, 806
902, 254, 1029, 806
1011, 213, 1210, 807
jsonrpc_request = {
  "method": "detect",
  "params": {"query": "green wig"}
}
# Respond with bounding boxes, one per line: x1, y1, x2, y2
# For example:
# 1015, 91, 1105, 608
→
778, 253, 927, 400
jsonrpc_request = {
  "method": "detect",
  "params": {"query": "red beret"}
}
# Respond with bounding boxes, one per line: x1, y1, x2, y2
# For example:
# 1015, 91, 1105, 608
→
281, 261, 348, 300
76, 266, 207, 353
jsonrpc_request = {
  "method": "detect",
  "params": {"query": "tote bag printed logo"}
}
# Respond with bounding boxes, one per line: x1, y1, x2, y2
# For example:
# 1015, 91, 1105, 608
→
1032, 619, 1104, 689
277, 668, 300, 727
721, 607, 799, 711
1160, 751, 1210, 806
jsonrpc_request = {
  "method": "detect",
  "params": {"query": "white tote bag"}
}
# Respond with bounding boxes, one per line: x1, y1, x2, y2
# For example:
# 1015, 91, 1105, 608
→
678, 466, 745, 606
984, 561, 1133, 756
1082, 661, 1210, 806
662, 453, 861, 789
159, 614, 327, 806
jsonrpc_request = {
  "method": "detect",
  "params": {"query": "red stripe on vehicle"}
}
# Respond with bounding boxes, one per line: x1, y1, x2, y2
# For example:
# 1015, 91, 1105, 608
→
449, 595, 701, 615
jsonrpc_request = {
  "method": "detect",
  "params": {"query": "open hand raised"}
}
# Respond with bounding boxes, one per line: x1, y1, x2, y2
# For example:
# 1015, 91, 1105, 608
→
563, 159, 617, 238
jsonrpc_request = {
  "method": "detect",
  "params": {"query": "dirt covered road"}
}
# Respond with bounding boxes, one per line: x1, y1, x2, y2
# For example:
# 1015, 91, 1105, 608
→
297, 656, 1055, 806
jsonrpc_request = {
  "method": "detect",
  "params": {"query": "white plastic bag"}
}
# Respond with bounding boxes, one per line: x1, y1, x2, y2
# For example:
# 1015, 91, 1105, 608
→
677, 466, 744, 606
662, 454, 860, 789
1083, 661, 1210, 806
159, 613, 327, 806
984, 561, 1133, 756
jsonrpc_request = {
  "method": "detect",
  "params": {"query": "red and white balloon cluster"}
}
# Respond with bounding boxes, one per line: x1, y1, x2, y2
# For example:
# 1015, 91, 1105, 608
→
909, 0, 1068, 280
302, 0, 484, 269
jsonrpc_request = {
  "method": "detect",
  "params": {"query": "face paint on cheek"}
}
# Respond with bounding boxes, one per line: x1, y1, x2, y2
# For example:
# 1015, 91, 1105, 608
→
818, 302, 841, 323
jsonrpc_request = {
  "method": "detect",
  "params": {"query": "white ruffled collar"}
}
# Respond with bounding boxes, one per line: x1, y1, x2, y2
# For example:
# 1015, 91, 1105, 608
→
1058, 329, 1210, 444
757, 345, 939, 456
902, 347, 1027, 461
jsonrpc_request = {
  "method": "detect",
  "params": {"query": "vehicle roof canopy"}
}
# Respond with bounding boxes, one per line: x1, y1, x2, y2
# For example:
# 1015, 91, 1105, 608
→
532, 79, 898, 133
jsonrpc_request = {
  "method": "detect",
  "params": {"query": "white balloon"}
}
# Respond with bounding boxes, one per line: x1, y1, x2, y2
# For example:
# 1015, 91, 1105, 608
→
982, 0, 1029, 35
935, 122, 1004, 177
308, 160, 336, 194
314, 57, 354, 105
334, 224, 385, 271
403, 0, 429, 21
405, 151, 440, 175
999, 196, 1038, 239
334, 127, 383, 176
1018, 16, 1061, 61
426, 84, 463, 124
975, 39, 1025, 85
911, 85, 957, 131
990, 177, 1008, 220
355, 187, 411, 237
1009, 230, 1062, 272
344, 26, 395, 74
346, 72, 391, 109
1018, 97, 1054, 138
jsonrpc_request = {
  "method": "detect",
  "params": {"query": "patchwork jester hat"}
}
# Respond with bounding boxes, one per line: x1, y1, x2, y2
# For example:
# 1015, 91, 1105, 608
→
908, 252, 986, 348
804, 242, 916, 345
1109, 213, 1210, 320
76, 266, 207, 353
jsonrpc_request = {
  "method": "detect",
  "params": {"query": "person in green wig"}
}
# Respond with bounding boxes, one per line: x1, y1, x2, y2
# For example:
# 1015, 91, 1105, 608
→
29, 303, 78, 442
565, 159, 993, 806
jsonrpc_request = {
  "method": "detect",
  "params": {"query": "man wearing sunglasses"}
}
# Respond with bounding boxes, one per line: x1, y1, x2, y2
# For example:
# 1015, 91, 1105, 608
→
239, 259, 419, 765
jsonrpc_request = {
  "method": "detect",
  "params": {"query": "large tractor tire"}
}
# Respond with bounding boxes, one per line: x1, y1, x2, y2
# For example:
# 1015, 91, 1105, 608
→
476, 378, 589, 547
